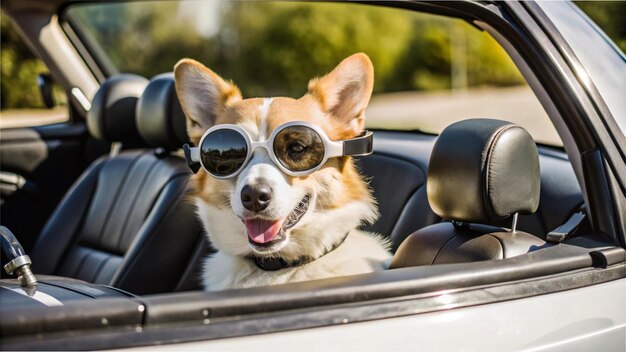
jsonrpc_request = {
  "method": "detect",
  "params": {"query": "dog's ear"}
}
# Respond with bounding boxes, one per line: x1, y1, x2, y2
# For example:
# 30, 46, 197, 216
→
174, 59, 242, 144
306, 53, 374, 137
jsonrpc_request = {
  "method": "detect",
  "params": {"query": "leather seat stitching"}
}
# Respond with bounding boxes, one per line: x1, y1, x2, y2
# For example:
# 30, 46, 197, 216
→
96, 151, 147, 246
116, 157, 162, 252
71, 248, 93, 278
91, 253, 114, 283
140, 172, 191, 214
51, 160, 105, 274
113, 174, 189, 288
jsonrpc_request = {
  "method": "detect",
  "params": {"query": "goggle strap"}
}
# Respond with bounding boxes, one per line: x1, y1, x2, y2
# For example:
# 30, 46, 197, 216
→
183, 144, 201, 174
342, 130, 374, 156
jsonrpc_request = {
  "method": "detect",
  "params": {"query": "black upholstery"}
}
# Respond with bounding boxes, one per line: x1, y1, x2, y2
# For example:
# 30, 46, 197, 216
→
87, 74, 149, 146
15, 67, 584, 293
30, 75, 203, 294
136, 73, 189, 150
391, 119, 549, 268
390, 223, 547, 267
31, 152, 197, 291
361, 131, 583, 243
174, 236, 215, 292
356, 153, 438, 251
427, 119, 540, 224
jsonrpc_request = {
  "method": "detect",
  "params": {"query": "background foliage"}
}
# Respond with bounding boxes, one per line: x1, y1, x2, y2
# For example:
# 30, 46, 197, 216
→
67, 2, 525, 97
1, 13, 48, 109
1, 1, 624, 109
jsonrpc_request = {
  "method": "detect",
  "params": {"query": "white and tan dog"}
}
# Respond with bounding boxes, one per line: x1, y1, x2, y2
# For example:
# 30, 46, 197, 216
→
174, 53, 390, 291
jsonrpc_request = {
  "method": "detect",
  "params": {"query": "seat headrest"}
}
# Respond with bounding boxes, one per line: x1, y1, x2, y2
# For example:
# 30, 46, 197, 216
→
136, 73, 189, 150
87, 74, 149, 144
427, 119, 540, 224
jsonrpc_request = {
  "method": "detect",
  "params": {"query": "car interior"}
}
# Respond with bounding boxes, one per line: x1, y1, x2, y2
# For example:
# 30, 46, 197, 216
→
5, 72, 588, 293
27, 74, 203, 294
1, 0, 624, 349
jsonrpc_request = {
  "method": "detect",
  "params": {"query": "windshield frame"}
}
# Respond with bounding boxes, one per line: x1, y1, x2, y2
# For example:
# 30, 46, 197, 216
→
521, 0, 626, 199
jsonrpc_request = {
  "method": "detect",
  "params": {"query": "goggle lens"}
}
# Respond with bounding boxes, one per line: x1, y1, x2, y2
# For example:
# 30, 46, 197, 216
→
200, 129, 248, 177
273, 125, 325, 172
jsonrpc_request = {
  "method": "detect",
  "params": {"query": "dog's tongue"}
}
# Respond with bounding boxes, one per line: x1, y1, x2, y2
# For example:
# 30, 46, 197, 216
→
245, 218, 284, 244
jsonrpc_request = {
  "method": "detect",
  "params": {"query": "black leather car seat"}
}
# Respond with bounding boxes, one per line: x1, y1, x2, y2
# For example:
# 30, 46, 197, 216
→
136, 73, 216, 292
356, 153, 439, 251
390, 119, 549, 268
134, 73, 208, 293
30, 74, 202, 294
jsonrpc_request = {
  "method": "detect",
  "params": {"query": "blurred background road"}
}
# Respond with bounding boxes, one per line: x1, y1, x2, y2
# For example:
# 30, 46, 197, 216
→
367, 85, 557, 144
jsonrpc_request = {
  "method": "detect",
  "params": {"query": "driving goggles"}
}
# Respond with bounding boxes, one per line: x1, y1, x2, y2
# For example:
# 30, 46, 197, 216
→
183, 121, 373, 178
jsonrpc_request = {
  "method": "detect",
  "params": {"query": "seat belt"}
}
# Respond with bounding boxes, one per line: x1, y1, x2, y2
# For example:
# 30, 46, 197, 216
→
546, 211, 586, 243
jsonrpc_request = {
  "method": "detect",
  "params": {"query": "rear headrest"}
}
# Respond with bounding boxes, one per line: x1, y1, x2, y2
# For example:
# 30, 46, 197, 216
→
427, 119, 540, 224
87, 74, 149, 144
136, 73, 189, 150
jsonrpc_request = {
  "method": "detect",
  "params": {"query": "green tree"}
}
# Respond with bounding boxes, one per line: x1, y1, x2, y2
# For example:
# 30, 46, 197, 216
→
7, 0, 580, 111
68, 3, 219, 78
221, 2, 413, 96
386, 18, 524, 92
465, 23, 524, 87
1, 12, 48, 109
65, 2, 530, 96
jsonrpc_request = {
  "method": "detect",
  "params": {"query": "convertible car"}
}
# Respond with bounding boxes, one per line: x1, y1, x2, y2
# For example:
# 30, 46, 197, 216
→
1, 0, 625, 350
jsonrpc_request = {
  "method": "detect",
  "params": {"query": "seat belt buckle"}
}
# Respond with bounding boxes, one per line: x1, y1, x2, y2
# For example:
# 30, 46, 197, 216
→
546, 212, 586, 243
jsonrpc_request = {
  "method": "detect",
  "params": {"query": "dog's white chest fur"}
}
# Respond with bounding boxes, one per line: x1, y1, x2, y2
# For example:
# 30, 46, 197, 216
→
195, 196, 391, 291
202, 230, 390, 291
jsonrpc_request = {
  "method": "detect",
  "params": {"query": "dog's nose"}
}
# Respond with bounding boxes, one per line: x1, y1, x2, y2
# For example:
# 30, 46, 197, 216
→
241, 183, 272, 212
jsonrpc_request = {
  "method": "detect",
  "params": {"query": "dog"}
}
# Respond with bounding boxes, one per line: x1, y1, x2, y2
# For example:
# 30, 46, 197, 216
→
174, 53, 391, 291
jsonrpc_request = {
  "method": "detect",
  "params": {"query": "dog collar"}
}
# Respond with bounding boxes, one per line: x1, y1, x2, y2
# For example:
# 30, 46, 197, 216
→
248, 232, 350, 271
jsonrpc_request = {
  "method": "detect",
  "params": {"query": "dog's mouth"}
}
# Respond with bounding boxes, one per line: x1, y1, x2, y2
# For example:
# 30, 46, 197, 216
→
244, 194, 310, 248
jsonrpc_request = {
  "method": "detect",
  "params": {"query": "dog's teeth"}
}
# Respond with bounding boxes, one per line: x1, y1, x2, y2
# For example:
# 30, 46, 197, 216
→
283, 194, 310, 230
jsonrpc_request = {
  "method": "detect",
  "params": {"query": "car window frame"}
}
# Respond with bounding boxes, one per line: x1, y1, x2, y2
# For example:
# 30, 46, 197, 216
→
509, 0, 626, 245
